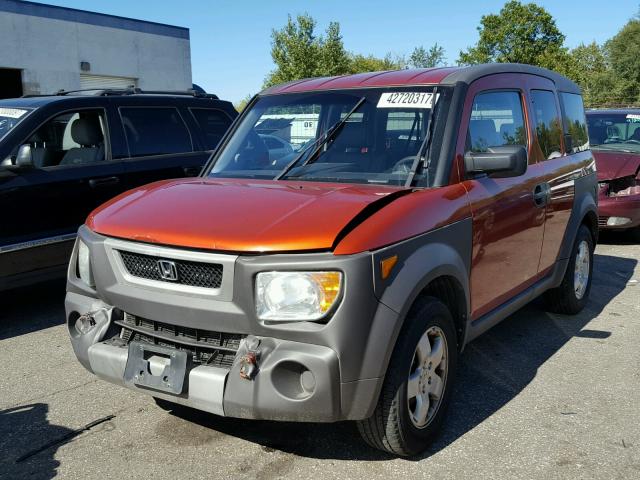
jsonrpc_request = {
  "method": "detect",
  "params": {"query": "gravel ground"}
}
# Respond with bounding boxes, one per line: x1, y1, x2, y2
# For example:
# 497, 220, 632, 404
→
1, 236, 638, 480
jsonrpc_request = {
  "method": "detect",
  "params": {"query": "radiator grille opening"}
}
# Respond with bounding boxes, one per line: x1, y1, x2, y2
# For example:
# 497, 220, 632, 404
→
116, 313, 243, 369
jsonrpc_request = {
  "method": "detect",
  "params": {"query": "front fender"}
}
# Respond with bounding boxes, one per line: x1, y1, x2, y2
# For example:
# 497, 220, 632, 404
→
357, 218, 472, 382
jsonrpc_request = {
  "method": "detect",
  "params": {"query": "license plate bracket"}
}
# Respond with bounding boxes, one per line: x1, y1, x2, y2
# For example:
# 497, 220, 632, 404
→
124, 342, 188, 394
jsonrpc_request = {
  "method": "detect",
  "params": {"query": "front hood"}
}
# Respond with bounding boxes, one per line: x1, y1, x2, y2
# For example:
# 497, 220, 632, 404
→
87, 178, 405, 252
593, 150, 640, 181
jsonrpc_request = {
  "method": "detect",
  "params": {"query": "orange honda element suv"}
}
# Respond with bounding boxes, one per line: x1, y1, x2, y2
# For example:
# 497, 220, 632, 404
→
66, 64, 597, 456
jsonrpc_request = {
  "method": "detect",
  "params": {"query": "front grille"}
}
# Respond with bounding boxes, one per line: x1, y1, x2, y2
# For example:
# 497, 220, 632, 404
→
115, 312, 244, 369
118, 250, 223, 288
598, 216, 608, 228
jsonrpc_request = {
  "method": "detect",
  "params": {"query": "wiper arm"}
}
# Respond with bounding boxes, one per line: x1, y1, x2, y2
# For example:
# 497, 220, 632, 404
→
274, 96, 366, 180
404, 88, 438, 187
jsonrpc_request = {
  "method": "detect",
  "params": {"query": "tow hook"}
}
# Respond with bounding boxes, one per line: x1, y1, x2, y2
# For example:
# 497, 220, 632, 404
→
239, 337, 261, 381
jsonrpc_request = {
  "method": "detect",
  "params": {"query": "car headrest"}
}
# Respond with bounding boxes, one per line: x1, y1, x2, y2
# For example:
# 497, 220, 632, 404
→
71, 117, 103, 146
631, 128, 640, 141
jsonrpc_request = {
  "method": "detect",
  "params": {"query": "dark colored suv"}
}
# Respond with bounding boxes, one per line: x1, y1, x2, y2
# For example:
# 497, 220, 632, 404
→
0, 90, 237, 290
66, 64, 597, 456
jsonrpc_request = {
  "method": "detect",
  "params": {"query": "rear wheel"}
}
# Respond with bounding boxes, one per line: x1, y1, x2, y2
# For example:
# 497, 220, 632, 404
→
357, 297, 457, 456
544, 225, 594, 314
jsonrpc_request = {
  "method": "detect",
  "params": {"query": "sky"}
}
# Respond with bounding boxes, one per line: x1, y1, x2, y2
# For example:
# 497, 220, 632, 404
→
45, 0, 638, 103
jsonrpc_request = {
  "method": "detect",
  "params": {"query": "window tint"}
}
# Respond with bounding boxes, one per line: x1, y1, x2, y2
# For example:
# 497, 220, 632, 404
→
559, 93, 589, 153
120, 107, 192, 157
468, 91, 526, 152
190, 108, 232, 150
531, 90, 563, 159
20, 109, 106, 167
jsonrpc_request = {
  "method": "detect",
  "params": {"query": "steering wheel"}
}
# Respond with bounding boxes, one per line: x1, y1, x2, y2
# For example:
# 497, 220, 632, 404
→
624, 139, 640, 144
390, 156, 417, 174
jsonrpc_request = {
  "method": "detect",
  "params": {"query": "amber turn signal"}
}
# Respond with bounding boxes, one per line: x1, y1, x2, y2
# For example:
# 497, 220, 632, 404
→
380, 255, 398, 280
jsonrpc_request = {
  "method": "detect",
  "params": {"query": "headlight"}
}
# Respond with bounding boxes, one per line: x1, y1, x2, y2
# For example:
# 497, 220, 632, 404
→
77, 240, 95, 287
256, 271, 342, 321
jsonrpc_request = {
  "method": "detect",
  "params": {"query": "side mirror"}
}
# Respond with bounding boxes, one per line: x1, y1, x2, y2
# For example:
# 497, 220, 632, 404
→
464, 145, 527, 178
16, 144, 34, 168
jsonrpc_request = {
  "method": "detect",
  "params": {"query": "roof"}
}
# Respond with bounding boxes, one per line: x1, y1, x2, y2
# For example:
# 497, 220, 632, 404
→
261, 63, 581, 96
0, 96, 65, 108
0, 0, 189, 39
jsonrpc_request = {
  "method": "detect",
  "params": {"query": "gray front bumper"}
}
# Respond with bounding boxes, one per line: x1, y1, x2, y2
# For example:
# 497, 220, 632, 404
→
66, 290, 379, 422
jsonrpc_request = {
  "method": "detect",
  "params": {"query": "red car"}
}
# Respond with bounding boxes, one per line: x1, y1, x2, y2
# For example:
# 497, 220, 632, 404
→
586, 109, 640, 240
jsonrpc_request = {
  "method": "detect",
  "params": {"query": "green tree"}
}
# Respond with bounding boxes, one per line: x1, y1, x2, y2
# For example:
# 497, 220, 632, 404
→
347, 52, 405, 73
264, 14, 350, 87
409, 43, 446, 68
567, 42, 617, 107
606, 18, 640, 104
458, 1, 566, 69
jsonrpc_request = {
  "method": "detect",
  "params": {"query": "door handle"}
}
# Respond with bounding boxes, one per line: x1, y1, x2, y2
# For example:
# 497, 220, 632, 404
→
89, 176, 120, 188
183, 166, 201, 176
533, 183, 550, 207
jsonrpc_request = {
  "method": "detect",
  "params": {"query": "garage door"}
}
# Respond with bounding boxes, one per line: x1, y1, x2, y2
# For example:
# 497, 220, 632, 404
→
79, 74, 137, 90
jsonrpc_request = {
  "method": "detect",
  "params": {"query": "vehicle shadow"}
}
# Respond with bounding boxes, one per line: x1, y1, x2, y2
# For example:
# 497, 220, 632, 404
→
167, 252, 637, 461
0, 279, 65, 340
597, 229, 638, 246
0, 403, 74, 480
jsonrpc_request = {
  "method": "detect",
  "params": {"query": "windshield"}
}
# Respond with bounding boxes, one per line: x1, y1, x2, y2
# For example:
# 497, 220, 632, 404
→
0, 107, 32, 140
206, 87, 452, 186
586, 111, 640, 153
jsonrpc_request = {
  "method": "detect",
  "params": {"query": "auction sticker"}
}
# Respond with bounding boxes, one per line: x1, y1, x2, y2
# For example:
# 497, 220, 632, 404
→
377, 92, 438, 109
626, 113, 640, 123
0, 108, 29, 119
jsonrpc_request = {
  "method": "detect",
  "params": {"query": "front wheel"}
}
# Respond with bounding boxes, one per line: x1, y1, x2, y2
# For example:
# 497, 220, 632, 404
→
357, 297, 458, 456
544, 225, 594, 314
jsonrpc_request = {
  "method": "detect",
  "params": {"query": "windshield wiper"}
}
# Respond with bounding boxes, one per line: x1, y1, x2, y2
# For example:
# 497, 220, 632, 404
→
274, 96, 366, 180
405, 88, 438, 187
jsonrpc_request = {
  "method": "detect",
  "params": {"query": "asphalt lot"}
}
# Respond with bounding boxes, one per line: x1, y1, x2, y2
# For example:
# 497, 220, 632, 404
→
1, 235, 639, 480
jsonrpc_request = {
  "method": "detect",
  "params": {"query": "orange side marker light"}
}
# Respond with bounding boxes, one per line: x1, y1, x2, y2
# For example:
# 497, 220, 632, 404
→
381, 255, 398, 280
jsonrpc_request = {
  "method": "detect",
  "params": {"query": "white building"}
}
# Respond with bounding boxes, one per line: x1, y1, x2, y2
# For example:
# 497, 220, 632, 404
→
0, 0, 192, 98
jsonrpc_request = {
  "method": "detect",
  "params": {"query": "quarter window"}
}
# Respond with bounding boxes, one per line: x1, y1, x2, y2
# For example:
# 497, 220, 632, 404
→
559, 93, 589, 153
190, 108, 232, 150
120, 107, 192, 157
468, 91, 527, 153
531, 90, 563, 159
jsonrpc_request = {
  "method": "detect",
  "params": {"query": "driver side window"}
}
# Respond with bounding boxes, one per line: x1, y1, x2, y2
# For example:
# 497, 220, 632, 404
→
20, 109, 107, 168
467, 91, 527, 153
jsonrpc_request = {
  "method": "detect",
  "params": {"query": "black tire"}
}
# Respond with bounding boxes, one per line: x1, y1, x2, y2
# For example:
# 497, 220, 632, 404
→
629, 226, 640, 243
544, 225, 594, 314
357, 296, 458, 456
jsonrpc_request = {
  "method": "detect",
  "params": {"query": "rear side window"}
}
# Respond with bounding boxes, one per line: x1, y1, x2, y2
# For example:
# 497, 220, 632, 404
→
531, 90, 563, 160
468, 91, 527, 152
120, 107, 192, 157
190, 108, 232, 150
559, 93, 589, 153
